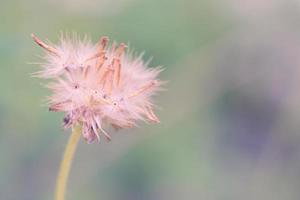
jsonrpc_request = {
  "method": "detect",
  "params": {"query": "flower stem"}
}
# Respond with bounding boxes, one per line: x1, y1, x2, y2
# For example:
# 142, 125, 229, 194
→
55, 125, 81, 200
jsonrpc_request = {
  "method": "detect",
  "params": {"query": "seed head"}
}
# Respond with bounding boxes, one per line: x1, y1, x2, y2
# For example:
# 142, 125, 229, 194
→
32, 33, 163, 143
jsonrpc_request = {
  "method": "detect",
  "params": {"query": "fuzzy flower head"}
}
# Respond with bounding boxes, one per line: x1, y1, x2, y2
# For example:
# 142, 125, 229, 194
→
32, 33, 162, 143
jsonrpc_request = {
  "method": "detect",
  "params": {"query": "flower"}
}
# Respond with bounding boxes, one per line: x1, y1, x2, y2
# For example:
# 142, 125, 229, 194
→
32, 33, 163, 143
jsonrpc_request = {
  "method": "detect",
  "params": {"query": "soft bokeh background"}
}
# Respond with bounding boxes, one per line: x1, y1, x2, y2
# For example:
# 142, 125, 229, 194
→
1, 0, 300, 199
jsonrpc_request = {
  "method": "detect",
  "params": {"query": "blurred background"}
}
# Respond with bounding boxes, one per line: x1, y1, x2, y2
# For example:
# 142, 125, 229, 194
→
1, 0, 300, 199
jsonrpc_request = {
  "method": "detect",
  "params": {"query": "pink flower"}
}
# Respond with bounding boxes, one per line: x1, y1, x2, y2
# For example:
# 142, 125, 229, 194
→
32, 33, 163, 143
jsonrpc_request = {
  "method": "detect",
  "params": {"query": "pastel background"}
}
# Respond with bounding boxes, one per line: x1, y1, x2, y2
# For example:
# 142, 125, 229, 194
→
1, 0, 300, 199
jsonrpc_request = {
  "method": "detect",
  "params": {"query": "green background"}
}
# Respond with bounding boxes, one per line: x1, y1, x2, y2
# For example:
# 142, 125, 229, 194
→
1, 0, 300, 199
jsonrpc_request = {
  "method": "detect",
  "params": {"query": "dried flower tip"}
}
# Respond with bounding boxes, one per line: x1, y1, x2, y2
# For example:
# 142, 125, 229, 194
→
31, 34, 60, 57
129, 80, 158, 98
98, 36, 109, 50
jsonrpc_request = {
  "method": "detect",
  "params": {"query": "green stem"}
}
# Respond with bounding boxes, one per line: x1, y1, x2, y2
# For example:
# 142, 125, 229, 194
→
55, 125, 81, 200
